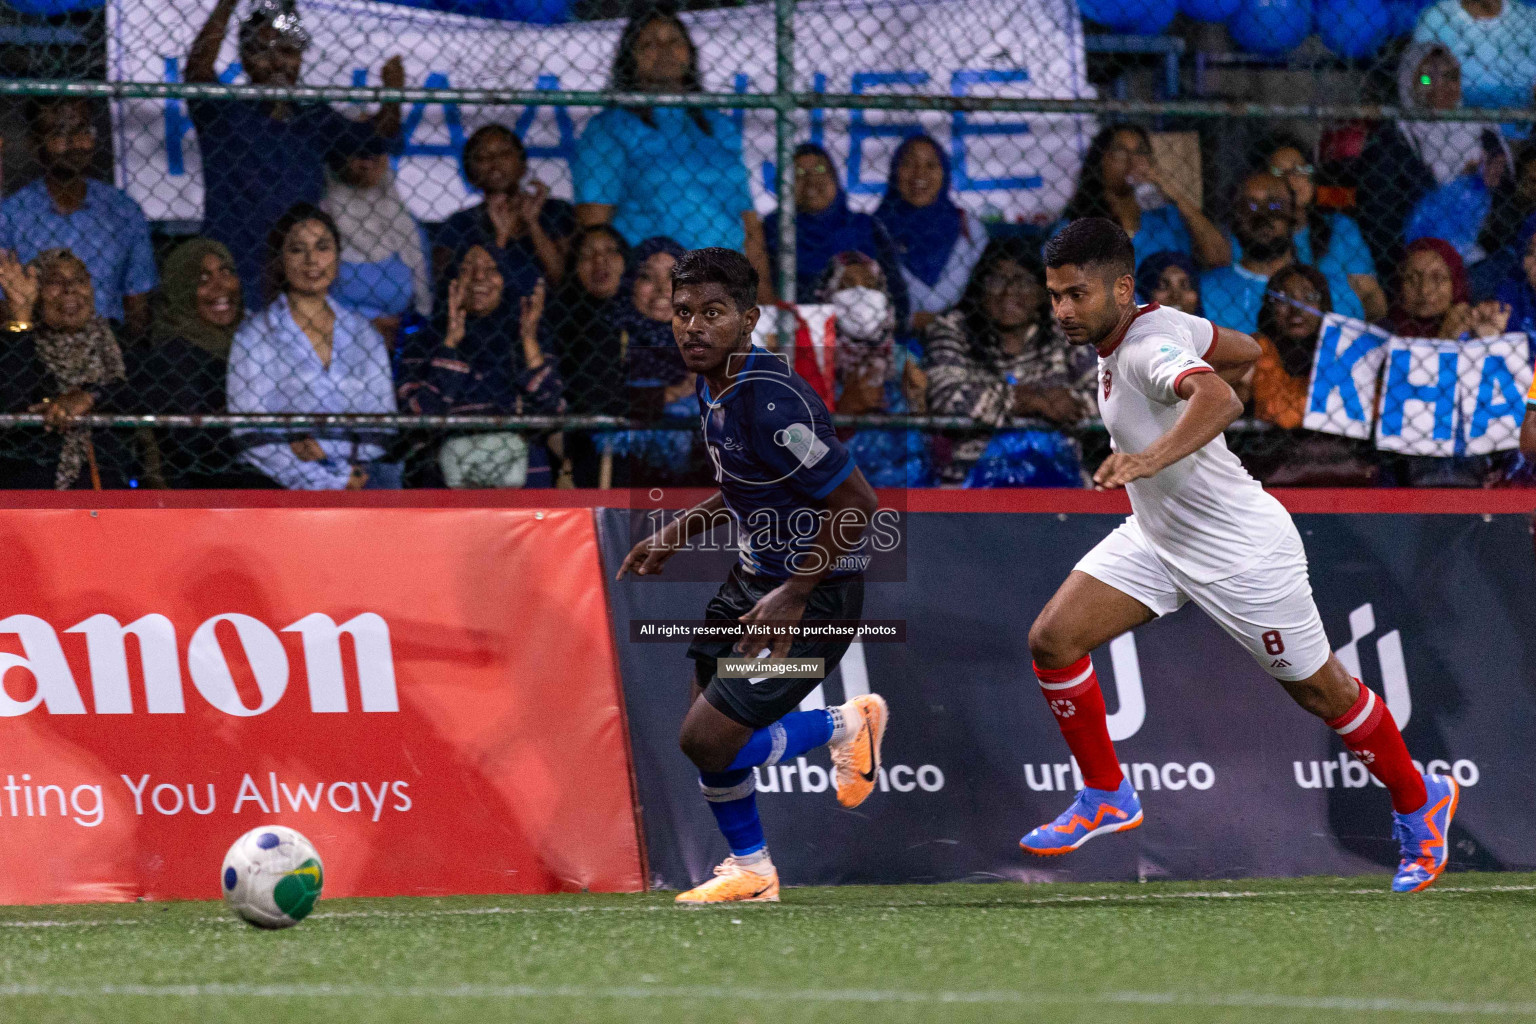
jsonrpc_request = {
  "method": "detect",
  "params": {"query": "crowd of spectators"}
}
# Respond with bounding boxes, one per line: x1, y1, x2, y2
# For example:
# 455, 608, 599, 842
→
0, 0, 1534, 490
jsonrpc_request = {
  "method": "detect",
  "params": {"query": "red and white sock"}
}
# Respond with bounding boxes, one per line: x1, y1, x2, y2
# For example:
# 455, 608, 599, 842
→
1326, 682, 1427, 814
1033, 656, 1124, 792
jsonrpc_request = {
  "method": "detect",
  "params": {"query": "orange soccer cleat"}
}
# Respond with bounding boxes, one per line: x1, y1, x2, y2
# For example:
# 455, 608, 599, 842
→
674, 857, 780, 905
830, 693, 889, 809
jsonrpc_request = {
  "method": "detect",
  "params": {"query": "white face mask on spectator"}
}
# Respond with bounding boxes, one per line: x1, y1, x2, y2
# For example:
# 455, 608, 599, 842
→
831, 286, 889, 341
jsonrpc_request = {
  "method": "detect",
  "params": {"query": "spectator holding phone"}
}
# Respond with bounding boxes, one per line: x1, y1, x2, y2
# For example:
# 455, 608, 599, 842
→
185, 0, 405, 307
1057, 123, 1230, 271
435, 124, 574, 300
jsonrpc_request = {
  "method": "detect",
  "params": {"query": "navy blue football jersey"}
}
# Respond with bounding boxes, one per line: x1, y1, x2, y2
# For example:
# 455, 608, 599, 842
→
697, 347, 863, 579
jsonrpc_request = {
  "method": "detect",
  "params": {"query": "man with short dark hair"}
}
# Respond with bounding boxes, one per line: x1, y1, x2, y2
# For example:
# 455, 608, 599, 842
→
185, 0, 406, 305
1201, 171, 1364, 333
1021, 217, 1458, 894
0, 98, 157, 338
616, 247, 888, 905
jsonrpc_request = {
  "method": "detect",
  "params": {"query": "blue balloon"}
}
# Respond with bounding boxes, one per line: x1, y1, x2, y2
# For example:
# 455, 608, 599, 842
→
1078, 0, 1177, 32
1228, 0, 1314, 55
508, 0, 569, 22
1181, 0, 1243, 23
4, 0, 100, 12
1387, 0, 1426, 35
1113, 0, 1181, 32
1318, 0, 1392, 56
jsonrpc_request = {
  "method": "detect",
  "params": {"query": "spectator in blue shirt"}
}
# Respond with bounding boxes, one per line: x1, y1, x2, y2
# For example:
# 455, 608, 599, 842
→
1255, 135, 1388, 321
185, 0, 405, 308
764, 143, 910, 325
1413, 0, 1536, 110
572, 8, 771, 297
0, 98, 157, 339
226, 203, 398, 490
1203, 171, 1365, 334
434, 124, 574, 307
1057, 123, 1230, 272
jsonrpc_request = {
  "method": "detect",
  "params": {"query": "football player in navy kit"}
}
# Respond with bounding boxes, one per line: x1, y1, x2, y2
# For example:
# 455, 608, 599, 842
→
616, 247, 889, 904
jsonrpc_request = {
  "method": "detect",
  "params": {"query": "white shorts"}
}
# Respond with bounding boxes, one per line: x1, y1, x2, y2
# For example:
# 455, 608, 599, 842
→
1074, 517, 1331, 682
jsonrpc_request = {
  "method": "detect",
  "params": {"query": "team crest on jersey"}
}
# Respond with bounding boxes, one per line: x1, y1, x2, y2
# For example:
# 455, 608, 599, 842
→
1102, 369, 1113, 400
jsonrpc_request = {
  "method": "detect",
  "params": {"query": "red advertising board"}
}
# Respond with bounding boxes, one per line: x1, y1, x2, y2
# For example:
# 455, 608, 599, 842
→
0, 508, 644, 903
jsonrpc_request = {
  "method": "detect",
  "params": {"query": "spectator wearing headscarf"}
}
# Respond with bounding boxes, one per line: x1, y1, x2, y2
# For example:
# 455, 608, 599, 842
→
398, 244, 563, 488
874, 134, 987, 332
322, 147, 430, 348
1135, 250, 1203, 315
606, 235, 698, 484
134, 238, 269, 488
1353, 43, 1455, 280
1381, 238, 1507, 485
0, 248, 133, 488
551, 224, 631, 486
1413, 0, 1536, 110
765, 143, 909, 324
1382, 236, 1478, 336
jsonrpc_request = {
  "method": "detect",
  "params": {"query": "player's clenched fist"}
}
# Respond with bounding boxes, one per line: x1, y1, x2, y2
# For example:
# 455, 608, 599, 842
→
1093, 451, 1158, 490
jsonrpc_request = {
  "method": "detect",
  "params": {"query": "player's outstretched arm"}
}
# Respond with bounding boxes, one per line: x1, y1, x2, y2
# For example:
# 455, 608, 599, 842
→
1094, 372, 1243, 490
615, 490, 726, 579
733, 468, 878, 658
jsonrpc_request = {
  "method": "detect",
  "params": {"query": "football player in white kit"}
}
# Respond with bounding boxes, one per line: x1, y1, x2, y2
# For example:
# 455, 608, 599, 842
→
1019, 218, 1458, 893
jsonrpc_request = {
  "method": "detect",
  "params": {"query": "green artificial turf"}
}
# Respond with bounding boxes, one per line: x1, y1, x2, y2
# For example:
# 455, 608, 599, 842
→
2, 872, 1534, 1023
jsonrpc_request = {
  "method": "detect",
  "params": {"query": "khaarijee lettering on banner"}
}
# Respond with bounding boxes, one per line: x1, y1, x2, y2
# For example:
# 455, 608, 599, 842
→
1304, 313, 1533, 455
106, 0, 1093, 224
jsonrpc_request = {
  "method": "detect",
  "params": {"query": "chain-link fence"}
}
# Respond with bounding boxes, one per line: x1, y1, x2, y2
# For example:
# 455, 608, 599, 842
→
0, 0, 1530, 489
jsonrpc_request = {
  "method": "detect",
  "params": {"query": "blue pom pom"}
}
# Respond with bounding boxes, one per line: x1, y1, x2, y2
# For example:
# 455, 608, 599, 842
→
257, 832, 281, 849
1228, 0, 1314, 55
1318, 0, 1391, 57
223, 866, 237, 890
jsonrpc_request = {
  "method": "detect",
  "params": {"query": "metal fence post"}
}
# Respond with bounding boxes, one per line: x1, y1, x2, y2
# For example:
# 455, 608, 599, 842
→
774, 0, 798, 345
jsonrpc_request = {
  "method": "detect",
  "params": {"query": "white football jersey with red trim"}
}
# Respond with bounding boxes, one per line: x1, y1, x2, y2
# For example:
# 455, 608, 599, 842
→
1095, 303, 1296, 584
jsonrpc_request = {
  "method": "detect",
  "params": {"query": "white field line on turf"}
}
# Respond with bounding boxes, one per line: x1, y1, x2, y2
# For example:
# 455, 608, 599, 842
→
2, 883, 1533, 929
0, 982, 1533, 1015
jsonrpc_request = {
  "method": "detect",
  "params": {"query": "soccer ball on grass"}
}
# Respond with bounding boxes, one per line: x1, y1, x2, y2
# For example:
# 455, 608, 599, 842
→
220, 825, 324, 929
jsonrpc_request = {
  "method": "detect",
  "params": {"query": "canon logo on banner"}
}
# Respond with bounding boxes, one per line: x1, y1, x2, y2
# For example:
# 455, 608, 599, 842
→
0, 613, 399, 717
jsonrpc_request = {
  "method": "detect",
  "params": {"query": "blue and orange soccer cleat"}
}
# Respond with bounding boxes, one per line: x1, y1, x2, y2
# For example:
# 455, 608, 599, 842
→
1020, 778, 1143, 856
1391, 772, 1459, 893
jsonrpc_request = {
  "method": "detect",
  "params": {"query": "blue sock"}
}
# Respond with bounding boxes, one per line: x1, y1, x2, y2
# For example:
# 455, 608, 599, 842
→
724, 709, 837, 772
699, 769, 764, 856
